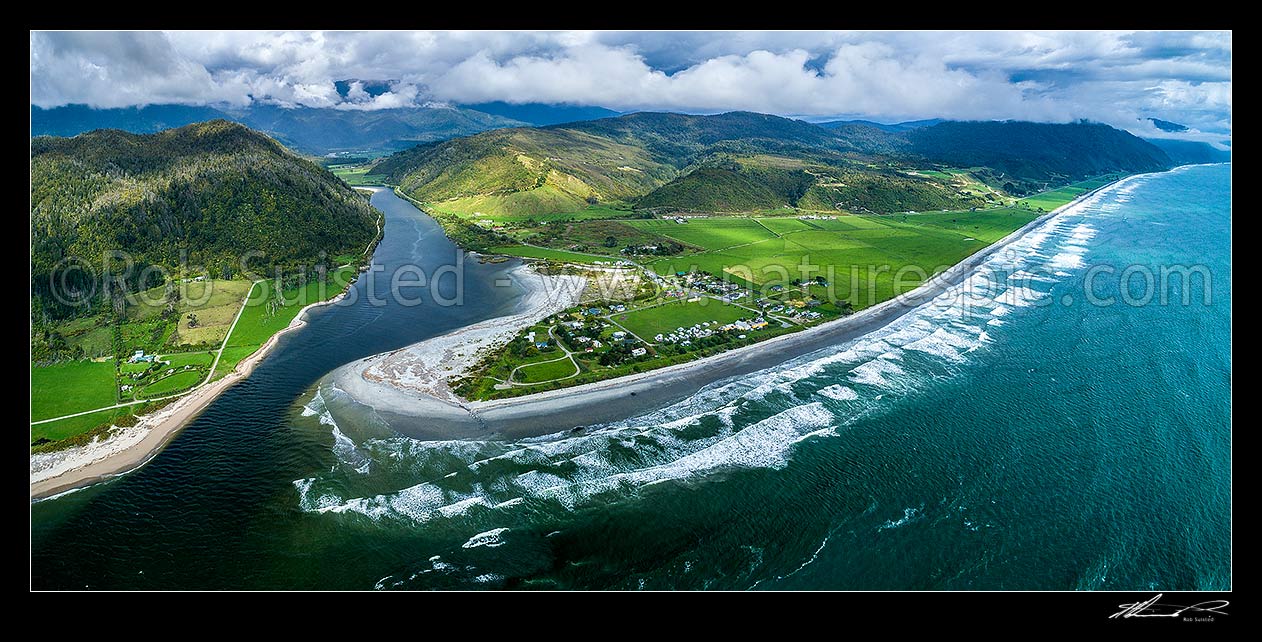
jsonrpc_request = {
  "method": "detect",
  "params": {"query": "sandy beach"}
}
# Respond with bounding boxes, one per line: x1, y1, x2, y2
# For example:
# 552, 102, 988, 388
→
328, 266, 587, 436
334, 177, 1126, 440
30, 288, 352, 501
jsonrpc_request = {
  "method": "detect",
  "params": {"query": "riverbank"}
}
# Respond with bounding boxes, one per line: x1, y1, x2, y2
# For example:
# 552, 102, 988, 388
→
333, 175, 1131, 440
31, 287, 354, 501
328, 264, 586, 438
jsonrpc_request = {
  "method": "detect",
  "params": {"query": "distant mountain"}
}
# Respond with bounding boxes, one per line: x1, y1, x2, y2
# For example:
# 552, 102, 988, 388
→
30, 104, 234, 137
373, 112, 1178, 222
903, 121, 1173, 192
334, 79, 394, 99
817, 118, 943, 133
231, 104, 524, 154
458, 102, 621, 126
31, 104, 527, 155
1147, 118, 1189, 133
31, 120, 378, 318
1143, 138, 1232, 165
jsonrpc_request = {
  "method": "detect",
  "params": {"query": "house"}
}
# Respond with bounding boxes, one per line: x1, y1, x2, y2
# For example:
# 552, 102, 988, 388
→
128, 350, 156, 364
525, 331, 536, 343
591, 340, 604, 348
535, 342, 549, 349
654, 334, 664, 342
612, 331, 627, 340
631, 347, 647, 357
584, 307, 602, 316
575, 336, 592, 344
611, 304, 626, 313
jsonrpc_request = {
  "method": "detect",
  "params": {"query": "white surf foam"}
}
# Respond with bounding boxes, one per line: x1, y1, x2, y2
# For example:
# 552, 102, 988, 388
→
462, 527, 509, 549
818, 385, 859, 401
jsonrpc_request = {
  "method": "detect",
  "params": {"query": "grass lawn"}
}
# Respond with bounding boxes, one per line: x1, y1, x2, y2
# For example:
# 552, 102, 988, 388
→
487, 245, 608, 263
159, 351, 215, 369
31, 406, 135, 445
613, 299, 754, 340
138, 369, 204, 397
514, 357, 578, 383
31, 360, 117, 421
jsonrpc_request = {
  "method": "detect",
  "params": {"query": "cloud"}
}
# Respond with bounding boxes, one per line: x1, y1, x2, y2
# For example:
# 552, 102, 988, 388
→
29, 30, 1232, 141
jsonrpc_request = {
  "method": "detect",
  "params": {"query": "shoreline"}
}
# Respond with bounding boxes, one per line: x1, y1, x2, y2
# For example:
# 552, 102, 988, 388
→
31, 284, 354, 501
335, 174, 1134, 440
327, 265, 587, 439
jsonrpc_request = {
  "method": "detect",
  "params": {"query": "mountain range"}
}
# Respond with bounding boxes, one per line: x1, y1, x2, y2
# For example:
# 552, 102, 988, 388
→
31, 102, 623, 156
373, 111, 1179, 218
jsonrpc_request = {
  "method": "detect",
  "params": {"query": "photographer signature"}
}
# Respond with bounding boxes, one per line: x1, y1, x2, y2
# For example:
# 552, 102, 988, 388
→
1110, 593, 1229, 619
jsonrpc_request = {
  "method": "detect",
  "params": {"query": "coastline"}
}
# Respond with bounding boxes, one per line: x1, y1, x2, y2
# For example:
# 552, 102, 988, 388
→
327, 264, 588, 439
31, 285, 353, 501
334, 174, 1133, 440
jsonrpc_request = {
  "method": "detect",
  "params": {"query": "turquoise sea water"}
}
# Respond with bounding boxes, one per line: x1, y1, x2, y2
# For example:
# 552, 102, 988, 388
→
31, 165, 1230, 590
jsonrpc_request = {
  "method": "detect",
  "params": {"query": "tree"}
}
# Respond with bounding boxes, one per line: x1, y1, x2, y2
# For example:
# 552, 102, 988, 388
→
604, 236, 618, 248
186, 312, 199, 328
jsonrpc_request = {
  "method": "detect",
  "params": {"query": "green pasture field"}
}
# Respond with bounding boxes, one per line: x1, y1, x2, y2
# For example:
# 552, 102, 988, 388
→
31, 360, 118, 421
613, 299, 754, 340
138, 369, 204, 397
514, 357, 578, 383
31, 407, 135, 446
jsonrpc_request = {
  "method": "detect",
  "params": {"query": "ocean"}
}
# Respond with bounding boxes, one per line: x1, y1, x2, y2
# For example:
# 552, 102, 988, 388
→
31, 165, 1231, 590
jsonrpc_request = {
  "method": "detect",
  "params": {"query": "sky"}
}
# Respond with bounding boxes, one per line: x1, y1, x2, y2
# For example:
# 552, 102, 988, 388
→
30, 30, 1232, 144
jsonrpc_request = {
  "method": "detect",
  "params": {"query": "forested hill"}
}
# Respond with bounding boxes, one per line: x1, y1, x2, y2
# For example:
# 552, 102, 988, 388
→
373, 111, 1175, 217
31, 120, 378, 318
1142, 137, 1232, 165
903, 121, 1173, 192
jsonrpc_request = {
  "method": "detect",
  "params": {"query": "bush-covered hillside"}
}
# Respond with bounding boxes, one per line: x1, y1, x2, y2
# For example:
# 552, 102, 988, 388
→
31, 120, 378, 319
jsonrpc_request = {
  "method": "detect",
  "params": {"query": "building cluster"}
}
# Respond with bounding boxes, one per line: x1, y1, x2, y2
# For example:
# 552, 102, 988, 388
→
653, 315, 770, 346
655, 322, 716, 346
622, 245, 660, 254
